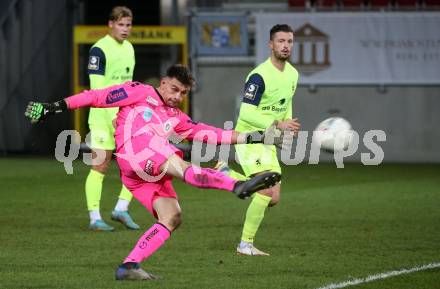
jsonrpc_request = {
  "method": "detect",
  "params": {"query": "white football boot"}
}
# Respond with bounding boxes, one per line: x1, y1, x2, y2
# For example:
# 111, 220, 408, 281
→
236, 243, 270, 256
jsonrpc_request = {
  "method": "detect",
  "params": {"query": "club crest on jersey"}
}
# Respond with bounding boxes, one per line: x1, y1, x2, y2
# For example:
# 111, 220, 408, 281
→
146, 96, 158, 106
143, 108, 153, 121
88, 56, 100, 70
244, 83, 258, 100
164, 121, 172, 132
106, 88, 128, 104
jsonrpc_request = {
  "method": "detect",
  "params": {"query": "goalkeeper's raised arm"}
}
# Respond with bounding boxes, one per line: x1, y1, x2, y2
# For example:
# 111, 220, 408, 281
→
25, 82, 285, 146
25, 81, 144, 123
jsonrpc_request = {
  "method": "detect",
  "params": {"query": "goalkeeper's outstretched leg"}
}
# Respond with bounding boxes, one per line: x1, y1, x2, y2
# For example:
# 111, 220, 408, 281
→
114, 153, 281, 280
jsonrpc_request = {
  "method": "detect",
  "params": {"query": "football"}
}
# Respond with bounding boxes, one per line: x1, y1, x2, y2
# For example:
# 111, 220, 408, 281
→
312, 117, 354, 152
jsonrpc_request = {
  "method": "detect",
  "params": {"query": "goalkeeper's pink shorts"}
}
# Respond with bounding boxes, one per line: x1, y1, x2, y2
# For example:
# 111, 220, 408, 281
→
116, 135, 183, 218
121, 173, 178, 219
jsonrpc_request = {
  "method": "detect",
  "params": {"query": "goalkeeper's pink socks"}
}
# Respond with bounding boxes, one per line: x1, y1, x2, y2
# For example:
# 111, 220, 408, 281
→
183, 166, 235, 191
122, 167, 236, 265
124, 223, 171, 263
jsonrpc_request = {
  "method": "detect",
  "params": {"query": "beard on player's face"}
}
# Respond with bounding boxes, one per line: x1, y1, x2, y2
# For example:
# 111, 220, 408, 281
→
159, 78, 189, 107
274, 50, 291, 61
270, 32, 293, 62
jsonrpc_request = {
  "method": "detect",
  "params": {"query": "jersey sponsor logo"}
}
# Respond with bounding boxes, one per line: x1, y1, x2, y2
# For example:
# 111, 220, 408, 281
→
261, 105, 287, 113
146, 96, 159, 106
106, 88, 128, 104
244, 83, 259, 100
87, 56, 100, 70
144, 159, 155, 176
143, 108, 153, 121
112, 75, 132, 81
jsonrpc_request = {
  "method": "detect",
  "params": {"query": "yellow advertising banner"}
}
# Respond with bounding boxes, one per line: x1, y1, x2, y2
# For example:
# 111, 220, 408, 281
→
74, 26, 187, 44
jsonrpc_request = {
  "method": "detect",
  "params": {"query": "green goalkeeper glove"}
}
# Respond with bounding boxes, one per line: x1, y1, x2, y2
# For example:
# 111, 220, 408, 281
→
25, 100, 67, 124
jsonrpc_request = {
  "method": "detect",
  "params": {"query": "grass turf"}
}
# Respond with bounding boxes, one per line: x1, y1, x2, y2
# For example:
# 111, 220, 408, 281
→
0, 157, 439, 289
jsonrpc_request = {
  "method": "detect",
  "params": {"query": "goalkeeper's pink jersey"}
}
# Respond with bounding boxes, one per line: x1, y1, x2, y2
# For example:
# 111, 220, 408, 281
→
65, 81, 232, 158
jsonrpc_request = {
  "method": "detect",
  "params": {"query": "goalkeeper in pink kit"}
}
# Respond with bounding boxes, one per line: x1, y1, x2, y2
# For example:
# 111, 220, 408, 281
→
25, 65, 287, 280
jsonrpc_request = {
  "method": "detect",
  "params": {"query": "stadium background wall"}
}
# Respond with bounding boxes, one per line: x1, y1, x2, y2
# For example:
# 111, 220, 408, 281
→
192, 64, 440, 163
0, 0, 160, 155
1, 0, 439, 163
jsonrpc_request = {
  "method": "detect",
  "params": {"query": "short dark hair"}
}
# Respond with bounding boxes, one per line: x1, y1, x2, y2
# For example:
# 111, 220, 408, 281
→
166, 64, 195, 88
270, 24, 294, 40
109, 6, 133, 21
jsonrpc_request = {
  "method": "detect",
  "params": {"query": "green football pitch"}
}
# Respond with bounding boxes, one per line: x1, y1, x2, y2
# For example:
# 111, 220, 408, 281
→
0, 157, 439, 289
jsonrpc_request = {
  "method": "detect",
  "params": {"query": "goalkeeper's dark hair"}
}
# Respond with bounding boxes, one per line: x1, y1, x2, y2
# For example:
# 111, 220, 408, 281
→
109, 6, 133, 21
166, 64, 195, 88
270, 24, 294, 40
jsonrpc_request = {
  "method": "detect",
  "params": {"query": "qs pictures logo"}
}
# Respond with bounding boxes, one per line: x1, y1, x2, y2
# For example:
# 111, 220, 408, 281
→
292, 23, 331, 76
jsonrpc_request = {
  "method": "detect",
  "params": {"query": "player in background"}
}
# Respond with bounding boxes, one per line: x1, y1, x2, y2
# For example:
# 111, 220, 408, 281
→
216, 24, 301, 256
86, 6, 139, 231
25, 65, 284, 280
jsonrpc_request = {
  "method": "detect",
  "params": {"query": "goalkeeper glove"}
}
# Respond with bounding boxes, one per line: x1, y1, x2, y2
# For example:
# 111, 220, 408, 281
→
25, 100, 67, 124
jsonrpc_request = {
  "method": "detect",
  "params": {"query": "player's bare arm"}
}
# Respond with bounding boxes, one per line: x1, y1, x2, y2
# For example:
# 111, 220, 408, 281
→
274, 118, 301, 135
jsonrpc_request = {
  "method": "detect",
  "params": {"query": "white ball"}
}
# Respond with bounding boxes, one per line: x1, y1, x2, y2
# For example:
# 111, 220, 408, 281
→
313, 117, 354, 152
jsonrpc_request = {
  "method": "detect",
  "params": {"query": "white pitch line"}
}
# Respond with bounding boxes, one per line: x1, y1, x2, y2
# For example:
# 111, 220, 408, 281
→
316, 262, 440, 289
